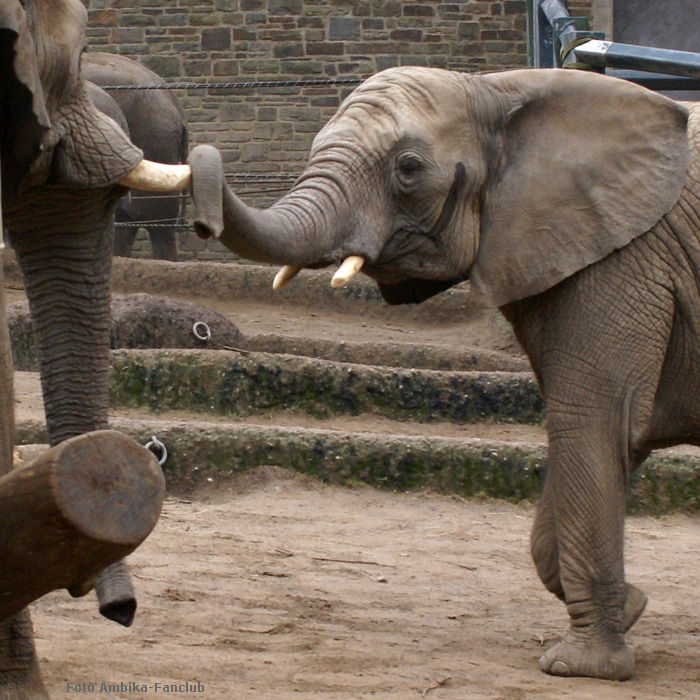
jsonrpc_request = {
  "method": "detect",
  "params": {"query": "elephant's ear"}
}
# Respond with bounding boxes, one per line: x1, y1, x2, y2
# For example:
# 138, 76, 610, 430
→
0, 0, 51, 194
468, 69, 690, 307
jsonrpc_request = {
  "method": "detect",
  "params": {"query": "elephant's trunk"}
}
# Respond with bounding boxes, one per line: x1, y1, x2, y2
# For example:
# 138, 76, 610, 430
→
188, 145, 356, 274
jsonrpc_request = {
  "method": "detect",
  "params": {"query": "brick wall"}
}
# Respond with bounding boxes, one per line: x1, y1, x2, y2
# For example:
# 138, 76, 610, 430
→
85, 0, 593, 260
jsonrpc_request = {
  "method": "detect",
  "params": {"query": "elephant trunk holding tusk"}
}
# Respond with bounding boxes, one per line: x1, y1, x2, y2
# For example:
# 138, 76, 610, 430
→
187, 144, 369, 290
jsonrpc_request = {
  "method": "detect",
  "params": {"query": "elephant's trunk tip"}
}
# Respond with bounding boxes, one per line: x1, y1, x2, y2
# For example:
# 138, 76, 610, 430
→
193, 218, 221, 240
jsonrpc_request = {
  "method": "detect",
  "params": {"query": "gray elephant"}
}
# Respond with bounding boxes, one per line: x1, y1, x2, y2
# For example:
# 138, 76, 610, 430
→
1, 0, 192, 696
188, 66, 698, 681
82, 52, 189, 261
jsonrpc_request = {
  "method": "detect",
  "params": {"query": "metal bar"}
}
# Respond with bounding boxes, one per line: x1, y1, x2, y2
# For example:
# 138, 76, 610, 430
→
539, 0, 568, 26
574, 40, 700, 80
532, 0, 603, 68
604, 69, 700, 92
528, 0, 566, 67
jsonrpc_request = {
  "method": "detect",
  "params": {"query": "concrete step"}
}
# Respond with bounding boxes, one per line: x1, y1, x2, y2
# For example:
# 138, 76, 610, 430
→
246, 333, 530, 372
109, 349, 543, 424
14, 413, 700, 515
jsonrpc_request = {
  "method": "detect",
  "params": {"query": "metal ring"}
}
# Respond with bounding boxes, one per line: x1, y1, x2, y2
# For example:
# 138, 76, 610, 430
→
192, 321, 212, 342
144, 435, 168, 467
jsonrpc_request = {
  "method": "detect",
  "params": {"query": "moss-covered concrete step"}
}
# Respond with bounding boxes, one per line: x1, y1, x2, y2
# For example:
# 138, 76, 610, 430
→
15, 417, 700, 514
246, 333, 530, 372
110, 349, 543, 424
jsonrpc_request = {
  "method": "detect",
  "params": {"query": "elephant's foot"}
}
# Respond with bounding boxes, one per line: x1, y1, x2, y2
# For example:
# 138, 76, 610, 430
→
0, 614, 49, 700
539, 629, 634, 681
623, 583, 647, 633
0, 671, 49, 700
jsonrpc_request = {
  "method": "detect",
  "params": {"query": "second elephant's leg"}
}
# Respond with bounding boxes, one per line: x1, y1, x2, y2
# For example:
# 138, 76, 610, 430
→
147, 226, 177, 261
113, 223, 139, 258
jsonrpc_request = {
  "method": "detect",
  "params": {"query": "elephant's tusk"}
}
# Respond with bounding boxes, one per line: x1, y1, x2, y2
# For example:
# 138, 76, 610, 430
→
118, 160, 192, 191
331, 256, 364, 288
273, 265, 302, 291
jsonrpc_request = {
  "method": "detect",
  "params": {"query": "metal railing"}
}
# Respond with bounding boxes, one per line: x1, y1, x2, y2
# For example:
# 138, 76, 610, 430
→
527, 0, 700, 91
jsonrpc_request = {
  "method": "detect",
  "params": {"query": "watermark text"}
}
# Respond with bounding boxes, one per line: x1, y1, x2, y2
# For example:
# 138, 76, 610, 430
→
66, 681, 205, 694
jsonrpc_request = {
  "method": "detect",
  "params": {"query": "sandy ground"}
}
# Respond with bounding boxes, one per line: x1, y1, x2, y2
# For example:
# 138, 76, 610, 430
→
29, 467, 700, 700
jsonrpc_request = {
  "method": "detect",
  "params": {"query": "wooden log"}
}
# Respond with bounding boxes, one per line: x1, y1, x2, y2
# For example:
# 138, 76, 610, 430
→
0, 429, 165, 621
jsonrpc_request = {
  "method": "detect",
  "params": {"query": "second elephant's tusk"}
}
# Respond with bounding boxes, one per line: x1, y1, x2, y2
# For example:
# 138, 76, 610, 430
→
331, 256, 365, 288
273, 265, 302, 291
118, 160, 192, 191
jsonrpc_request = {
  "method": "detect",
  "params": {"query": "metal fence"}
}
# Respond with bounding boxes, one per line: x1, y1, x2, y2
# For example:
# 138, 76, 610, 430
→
528, 0, 700, 91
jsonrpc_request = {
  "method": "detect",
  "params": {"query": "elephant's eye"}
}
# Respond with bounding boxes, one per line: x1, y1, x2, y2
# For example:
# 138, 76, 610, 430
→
397, 154, 423, 177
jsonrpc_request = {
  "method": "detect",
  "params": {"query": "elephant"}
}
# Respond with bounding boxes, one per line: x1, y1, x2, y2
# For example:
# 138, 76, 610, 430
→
82, 52, 189, 261
1, 0, 193, 696
187, 65, 699, 681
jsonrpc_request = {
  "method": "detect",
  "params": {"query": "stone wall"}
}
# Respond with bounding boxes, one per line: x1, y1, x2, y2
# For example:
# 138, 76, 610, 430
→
85, 0, 593, 260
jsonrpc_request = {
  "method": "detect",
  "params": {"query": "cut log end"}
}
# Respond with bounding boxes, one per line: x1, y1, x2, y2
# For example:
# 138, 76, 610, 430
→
52, 430, 166, 546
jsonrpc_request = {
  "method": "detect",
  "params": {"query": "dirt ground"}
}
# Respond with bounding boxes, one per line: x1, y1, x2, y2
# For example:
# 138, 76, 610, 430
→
9, 263, 700, 699
30, 468, 700, 700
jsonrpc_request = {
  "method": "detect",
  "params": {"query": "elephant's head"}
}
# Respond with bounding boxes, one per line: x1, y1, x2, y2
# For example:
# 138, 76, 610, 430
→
189, 66, 689, 306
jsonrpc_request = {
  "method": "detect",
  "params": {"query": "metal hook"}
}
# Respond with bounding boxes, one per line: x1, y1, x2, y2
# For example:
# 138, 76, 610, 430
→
144, 435, 168, 467
192, 321, 212, 342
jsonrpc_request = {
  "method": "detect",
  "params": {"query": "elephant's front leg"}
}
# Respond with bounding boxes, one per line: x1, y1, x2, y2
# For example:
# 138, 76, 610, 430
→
531, 471, 648, 637
0, 254, 48, 699
0, 612, 48, 700
13, 227, 112, 445
11, 199, 135, 625
537, 420, 634, 680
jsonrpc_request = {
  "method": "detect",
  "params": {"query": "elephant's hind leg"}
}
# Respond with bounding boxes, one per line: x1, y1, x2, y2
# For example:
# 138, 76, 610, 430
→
113, 223, 138, 258
148, 226, 177, 261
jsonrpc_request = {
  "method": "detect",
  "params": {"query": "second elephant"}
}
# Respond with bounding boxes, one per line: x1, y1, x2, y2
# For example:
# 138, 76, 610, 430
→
83, 52, 189, 261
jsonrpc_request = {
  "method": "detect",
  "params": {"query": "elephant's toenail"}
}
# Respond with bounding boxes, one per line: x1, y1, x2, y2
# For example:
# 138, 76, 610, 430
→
550, 661, 571, 676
